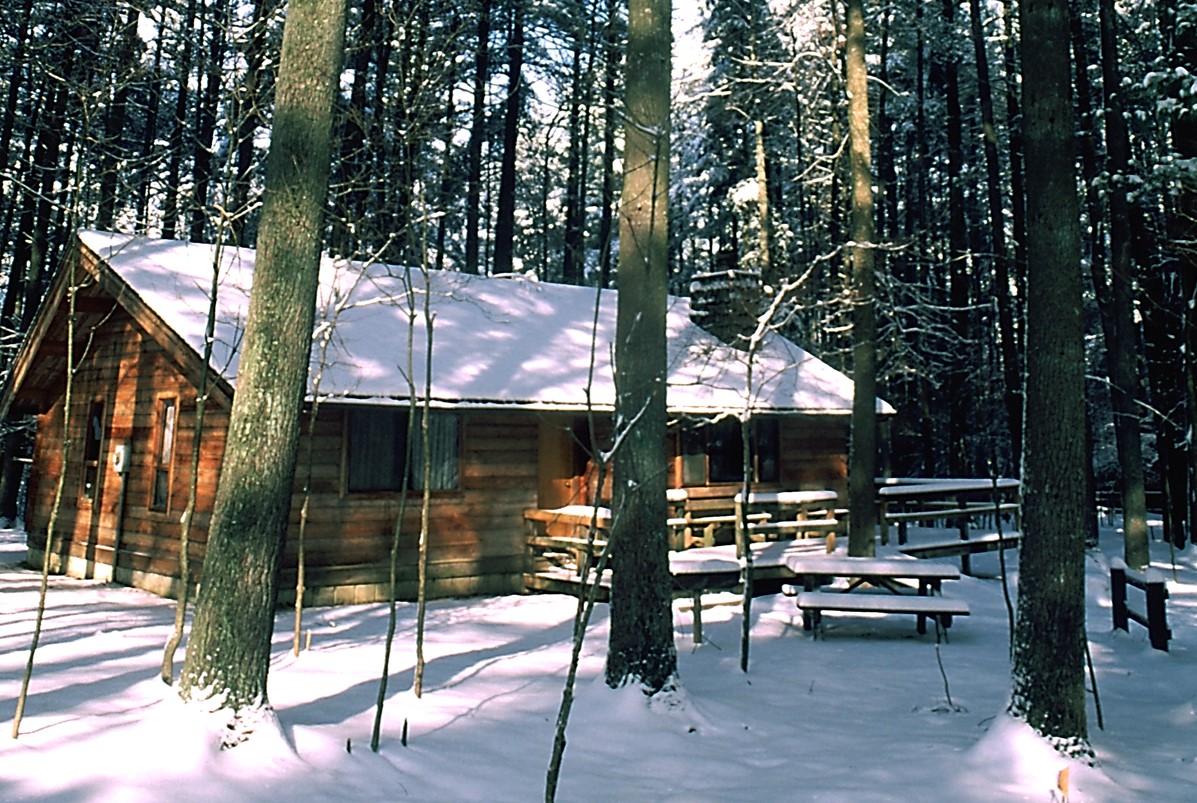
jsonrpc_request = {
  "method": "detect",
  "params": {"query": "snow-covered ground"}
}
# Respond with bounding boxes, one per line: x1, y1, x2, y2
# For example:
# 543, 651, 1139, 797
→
2, 522, 1195, 801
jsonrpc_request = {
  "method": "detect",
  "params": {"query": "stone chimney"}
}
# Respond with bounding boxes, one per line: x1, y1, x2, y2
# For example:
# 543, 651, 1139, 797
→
688, 266, 762, 350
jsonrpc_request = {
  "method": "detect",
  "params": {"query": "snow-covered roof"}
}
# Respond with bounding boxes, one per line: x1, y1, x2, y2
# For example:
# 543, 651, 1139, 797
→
78, 230, 891, 415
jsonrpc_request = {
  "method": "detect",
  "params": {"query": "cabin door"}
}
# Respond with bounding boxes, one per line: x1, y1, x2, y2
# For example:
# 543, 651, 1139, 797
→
537, 417, 589, 509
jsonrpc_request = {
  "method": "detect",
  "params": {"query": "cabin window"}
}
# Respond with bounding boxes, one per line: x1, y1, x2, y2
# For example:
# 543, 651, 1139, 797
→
346, 407, 459, 493
151, 398, 177, 511
680, 417, 779, 485
81, 400, 105, 500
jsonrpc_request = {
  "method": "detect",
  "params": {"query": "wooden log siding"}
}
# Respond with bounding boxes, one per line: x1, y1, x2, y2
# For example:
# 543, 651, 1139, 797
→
664, 415, 849, 497
20, 278, 541, 603
777, 415, 849, 499
25, 303, 228, 596
276, 409, 539, 605
30, 394, 541, 602
20, 271, 849, 606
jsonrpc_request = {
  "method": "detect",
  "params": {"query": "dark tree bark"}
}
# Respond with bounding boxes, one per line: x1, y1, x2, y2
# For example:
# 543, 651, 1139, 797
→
179, 0, 347, 719
330, 0, 376, 256
161, 0, 200, 241
606, 0, 675, 694
971, 0, 1022, 465
1008, 0, 1091, 757
136, 23, 167, 232
1172, 7, 1197, 546
1002, 0, 1028, 312
464, 0, 491, 274
188, 0, 227, 243
845, 0, 877, 557
561, 0, 597, 286
0, 0, 34, 184
595, 0, 621, 288
1096, 0, 1150, 568
941, 0, 970, 476
434, 18, 462, 273
493, 0, 524, 275
228, 0, 275, 248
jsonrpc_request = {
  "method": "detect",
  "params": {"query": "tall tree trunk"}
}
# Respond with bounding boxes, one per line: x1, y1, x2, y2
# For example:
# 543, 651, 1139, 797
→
606, 0, 675, 694
753, 117, 773, 286
95, 4, 138, 230
971, 0, 1022, 465
492, 0, 524, 275
845, 0, 877, 557
161, 0, 200, 241
0, 0, 34, 182
435, 22, 460, 273
1008, 0, 1091, 756
595, 0, 620, 288
330, 0, 375, 256
179, 0, 347, 722
1096, 0, 1150, 568
188, 0, 226, 243
464, 0, 491, 274
561, 5, 590, 286
875, 4, 898, 246
942, 0, 970, 477
1174, 9, 1197, 546
228, 0, 274, 248
136, 22, 166, 232
1002, 0, 1027, 380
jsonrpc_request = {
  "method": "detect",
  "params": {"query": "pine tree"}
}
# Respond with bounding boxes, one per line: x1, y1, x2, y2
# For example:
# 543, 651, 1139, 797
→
1007, 0, 1092, 757
178, 0, 347, 725
605, 0, 676, 694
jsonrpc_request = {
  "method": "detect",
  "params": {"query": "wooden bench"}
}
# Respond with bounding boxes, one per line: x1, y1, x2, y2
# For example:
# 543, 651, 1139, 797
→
667, 487, 769, 549
795, 591, 970, 636
900, 531, 1021, 575
784, 554, 964, 636
1111, 558, 1170, 651
877, 478, 1020, 546
524, 507, 611, 595
739, 490, 841, 542
668, 539, 830, 643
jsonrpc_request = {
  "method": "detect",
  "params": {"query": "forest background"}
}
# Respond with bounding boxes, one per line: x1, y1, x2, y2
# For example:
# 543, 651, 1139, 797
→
0, 0, 1191, 546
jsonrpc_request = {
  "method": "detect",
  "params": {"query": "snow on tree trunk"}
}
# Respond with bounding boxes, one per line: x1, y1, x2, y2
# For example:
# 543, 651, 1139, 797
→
1008, 0, 1091, 758
845, 0, 878, 557
179, 0, 347, 723
605, 0, 676, 694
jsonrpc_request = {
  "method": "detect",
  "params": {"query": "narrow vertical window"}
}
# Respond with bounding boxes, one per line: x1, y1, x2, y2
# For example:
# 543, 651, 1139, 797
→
152, 398, 177, 511
410, 412, 460, 491
81, 400, 105, 499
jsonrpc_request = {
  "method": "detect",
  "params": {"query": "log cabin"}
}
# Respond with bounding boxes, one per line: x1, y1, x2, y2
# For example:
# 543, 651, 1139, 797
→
0, 230, 892, 605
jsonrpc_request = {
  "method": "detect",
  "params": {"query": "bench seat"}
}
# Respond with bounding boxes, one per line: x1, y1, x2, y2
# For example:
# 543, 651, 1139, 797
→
748, 518, 840, 536
900, 532, 1021, 560
883, 502, 1020, 522
795, 591, 970, 635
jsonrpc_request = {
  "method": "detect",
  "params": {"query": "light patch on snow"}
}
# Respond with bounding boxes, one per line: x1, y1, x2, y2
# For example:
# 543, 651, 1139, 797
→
4, 524, 1197, 800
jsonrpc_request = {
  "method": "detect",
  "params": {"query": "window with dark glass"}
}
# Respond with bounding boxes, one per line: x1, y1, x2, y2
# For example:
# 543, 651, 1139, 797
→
151, 398, 177, 511
81, 401, 105, 499
346, 408, 459, 492
680, 417, 780, 485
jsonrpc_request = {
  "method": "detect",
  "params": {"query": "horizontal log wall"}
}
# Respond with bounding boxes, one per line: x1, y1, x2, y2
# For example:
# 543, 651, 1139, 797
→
22, 275, 852, 607
26, 303, 227, 591
279, 408, 539, 606
26, 315, 541, 603
777, 415, 849, 500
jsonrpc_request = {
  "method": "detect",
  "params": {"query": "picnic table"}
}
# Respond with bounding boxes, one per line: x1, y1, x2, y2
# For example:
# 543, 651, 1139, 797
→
783, 554, 968, 636
876, 478, 1020, 573
668, 539, 828, 643
667, 487, 841, 549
